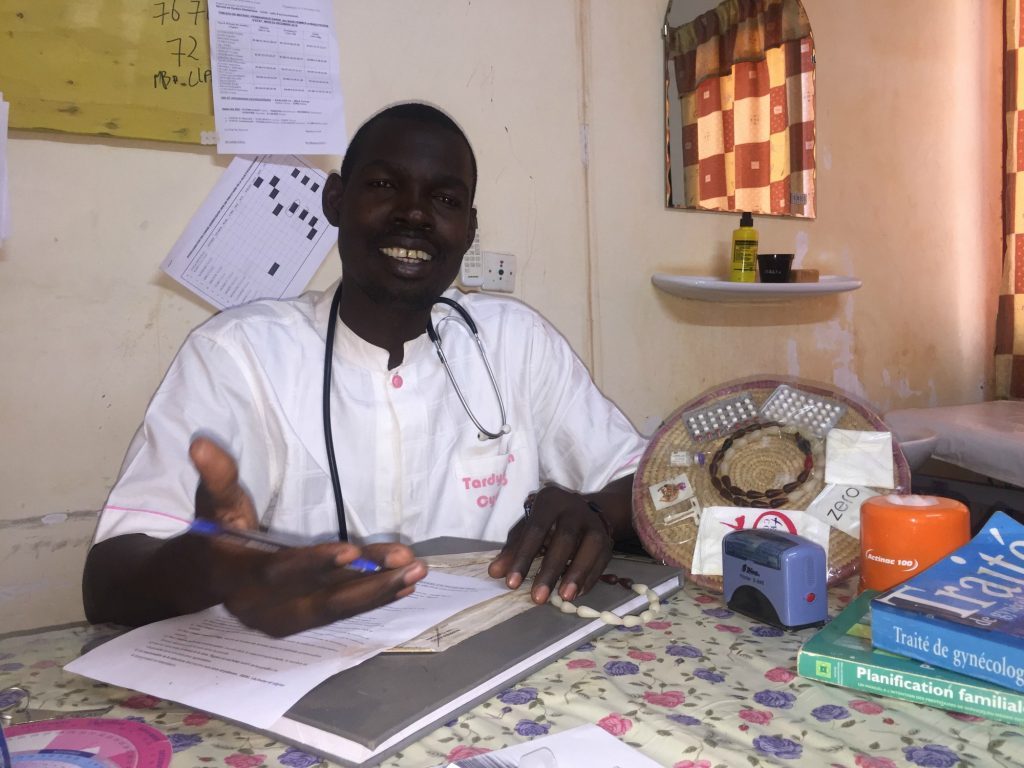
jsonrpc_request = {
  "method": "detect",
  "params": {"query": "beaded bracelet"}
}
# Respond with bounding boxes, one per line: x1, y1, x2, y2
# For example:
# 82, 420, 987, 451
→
585, 500, 616, 539
708, 421, 815, 508
549, 573, 662, 627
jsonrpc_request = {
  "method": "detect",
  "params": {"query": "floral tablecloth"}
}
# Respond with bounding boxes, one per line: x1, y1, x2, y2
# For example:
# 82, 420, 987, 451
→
1, 582, 1020, 768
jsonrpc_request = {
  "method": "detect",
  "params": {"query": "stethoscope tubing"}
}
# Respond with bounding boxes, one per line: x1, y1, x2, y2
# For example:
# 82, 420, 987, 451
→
323, 283, 347, 539
427, 297, 510, 442
323, 285, 509, 541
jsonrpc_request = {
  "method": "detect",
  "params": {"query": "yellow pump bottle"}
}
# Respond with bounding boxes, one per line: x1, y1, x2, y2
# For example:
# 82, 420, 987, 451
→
729, 211, 758, 283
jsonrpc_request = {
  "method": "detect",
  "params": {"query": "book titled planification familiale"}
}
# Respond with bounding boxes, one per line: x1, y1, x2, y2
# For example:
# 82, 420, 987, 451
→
798, 591, 1024, 724
871, 511, 1024, 693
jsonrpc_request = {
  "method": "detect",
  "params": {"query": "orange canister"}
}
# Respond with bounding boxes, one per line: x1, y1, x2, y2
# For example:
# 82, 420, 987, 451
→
859, 494, 970, 593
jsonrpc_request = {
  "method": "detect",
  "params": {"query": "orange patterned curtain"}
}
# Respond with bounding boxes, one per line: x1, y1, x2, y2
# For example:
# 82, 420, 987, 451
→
667, 0, 815, 216
997, 0, 1024, 398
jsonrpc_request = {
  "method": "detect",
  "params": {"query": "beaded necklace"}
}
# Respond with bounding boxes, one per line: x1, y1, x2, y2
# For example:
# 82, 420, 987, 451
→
708, 421, 816, 508
549, 573, 662, 627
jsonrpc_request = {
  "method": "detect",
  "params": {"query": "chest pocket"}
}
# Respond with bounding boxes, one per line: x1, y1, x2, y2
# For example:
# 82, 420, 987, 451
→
454, 451, 513, 513
450, 430, 537, 529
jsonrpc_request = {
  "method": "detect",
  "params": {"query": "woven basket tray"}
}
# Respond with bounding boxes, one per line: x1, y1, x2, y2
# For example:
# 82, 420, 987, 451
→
632, 376, 911, 592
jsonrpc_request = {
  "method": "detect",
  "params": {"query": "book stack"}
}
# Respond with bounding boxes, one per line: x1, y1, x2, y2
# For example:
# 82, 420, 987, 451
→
798, 511, 1024, 724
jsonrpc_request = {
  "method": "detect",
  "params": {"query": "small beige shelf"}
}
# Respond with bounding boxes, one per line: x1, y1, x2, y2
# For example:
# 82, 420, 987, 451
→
651, 274, 862, 302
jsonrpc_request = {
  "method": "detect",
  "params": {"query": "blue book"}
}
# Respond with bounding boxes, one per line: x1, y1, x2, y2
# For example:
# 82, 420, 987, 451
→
799, 591, 1024, 724
871, 511, 1024, 693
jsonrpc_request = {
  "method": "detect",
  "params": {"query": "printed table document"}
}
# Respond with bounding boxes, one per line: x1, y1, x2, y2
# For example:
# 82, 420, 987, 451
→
208, 0, 346, 154
66, 571, 506, 728
160, 155, 334, 310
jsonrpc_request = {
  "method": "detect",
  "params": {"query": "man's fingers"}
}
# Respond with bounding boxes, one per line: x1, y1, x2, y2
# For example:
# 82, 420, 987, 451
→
557, 529, 613, 600
190, 437, 239, 495
259, 543, 426, 596
490, 518, 548, 590
529, 522, 582, 603
190, 437, 258, 528
321, 562, 426, 618
259, 542, 358, 589
361, 542, 419, 570
228, 549, 428, 636
488, 519, 525, 580
495, 487, 617, 604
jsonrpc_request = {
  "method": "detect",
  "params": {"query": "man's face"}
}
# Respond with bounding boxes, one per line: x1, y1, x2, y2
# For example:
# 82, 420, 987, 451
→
325, 117, 477, 309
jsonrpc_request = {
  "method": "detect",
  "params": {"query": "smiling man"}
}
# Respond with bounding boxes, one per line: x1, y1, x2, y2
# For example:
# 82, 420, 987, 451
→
82, 103, 646, 637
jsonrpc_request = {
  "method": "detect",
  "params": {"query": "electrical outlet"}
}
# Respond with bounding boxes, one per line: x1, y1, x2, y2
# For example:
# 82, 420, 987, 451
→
482, 251, 516, 293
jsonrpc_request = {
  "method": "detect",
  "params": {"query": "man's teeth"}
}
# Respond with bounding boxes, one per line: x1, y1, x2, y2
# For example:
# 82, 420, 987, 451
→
382, 247, 432, 263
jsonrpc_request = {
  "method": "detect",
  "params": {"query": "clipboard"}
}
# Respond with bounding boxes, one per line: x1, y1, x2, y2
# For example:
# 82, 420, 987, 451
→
265, 538, 683, 768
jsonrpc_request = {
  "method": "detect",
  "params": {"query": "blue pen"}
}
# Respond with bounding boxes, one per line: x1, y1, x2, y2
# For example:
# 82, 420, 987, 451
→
187, 519, 382, 573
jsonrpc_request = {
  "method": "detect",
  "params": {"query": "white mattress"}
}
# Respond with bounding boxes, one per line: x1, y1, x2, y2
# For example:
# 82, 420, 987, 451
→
884, 401, 1024, 487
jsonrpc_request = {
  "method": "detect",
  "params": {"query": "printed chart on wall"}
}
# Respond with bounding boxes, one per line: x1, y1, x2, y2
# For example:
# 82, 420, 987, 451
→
0, 1, 214, 143
207, 0, 346, 154
161, 154, 334, 309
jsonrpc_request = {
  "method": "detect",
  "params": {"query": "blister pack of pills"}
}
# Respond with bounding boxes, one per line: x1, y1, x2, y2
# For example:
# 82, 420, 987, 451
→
759, 384, 846, 437
681, 393, 759, 442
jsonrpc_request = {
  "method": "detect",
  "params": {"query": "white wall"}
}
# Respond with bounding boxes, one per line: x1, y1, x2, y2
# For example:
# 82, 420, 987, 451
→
0, 0, 1002, 630
585, 0, 1002, 431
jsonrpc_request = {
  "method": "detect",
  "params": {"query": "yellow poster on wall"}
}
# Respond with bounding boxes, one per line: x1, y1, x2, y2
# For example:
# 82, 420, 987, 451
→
0, 1, 215, 144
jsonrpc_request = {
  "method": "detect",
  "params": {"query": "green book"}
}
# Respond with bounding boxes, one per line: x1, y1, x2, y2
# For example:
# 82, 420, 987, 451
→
797, 591, 1024, 725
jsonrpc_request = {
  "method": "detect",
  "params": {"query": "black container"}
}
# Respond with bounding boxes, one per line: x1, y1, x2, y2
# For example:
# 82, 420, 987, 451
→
757, 253, 794, 283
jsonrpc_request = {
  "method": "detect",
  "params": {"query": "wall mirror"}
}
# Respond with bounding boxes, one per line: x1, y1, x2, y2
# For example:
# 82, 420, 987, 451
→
664, 0, 816, 218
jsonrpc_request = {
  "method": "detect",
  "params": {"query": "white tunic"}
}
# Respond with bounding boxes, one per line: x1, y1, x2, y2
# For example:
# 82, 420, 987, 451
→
95, 285, 646, 545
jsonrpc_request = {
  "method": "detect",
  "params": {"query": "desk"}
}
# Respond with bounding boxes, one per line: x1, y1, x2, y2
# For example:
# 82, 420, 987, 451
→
2, 582, 1020, 767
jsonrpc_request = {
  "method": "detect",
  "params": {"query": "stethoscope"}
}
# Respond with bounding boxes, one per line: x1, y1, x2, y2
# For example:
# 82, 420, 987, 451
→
322, 283, 509, 539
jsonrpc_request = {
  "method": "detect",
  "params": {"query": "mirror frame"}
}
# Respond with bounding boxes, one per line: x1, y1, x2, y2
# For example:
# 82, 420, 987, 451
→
662, 0, 817, 218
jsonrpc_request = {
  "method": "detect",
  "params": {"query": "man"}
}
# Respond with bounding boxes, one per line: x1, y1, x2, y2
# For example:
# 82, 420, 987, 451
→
83, 103, 646, 637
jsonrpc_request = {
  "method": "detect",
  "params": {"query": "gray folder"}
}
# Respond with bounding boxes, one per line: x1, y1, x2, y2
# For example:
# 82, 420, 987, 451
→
275, 538, 682, 766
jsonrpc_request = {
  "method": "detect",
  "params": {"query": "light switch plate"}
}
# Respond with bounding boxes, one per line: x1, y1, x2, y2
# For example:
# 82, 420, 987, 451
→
482, 251, 516, 293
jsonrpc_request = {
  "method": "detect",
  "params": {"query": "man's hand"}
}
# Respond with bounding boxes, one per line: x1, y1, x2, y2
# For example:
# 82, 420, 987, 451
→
83, 438, 427, 635
189, 437, 427, 636
488, 482, 627, 604
215, 539, 426, 637
191, 436, 260, 530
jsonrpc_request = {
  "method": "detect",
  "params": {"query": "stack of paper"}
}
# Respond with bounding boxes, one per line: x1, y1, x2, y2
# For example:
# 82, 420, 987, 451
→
65, 570, 507, 728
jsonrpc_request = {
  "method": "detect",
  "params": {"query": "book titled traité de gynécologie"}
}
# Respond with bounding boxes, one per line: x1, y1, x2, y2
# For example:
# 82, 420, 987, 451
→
871, 511, 1024, 694
797, 590, 1024, 725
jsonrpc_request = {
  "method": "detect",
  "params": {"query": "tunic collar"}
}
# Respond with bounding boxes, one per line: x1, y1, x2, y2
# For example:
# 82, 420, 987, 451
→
312, 280, 435, 372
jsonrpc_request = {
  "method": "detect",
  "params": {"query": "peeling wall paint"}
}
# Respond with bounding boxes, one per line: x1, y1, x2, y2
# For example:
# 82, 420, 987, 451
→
0, 512, 97, 632
786, 339, 800, 377
0, 510, 97, 533
814, 307, 866, 401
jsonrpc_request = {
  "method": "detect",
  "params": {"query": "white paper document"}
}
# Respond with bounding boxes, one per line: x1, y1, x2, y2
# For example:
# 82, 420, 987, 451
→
208, 0, 346, 154
393, 551, 542, 653
691, 506, 831, 576
825, 429, 895, 488
804, 483, 879, 537
439, 724, 664, 768
161, 154, 334, 309
0, 92, 9, 243
65, 571, 506, 728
